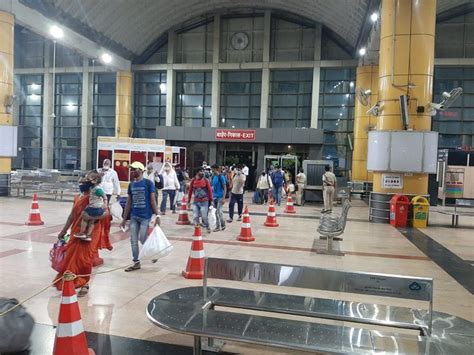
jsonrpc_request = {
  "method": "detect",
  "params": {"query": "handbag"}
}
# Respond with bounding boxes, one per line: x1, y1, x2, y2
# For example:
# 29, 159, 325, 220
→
49, 238, 68, 272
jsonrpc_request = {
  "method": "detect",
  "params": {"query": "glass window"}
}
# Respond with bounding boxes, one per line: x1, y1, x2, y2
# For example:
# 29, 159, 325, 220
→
175, 71, 212, 127
91, 73, 116, 168
319, 67, 356, 176
15, 74, 43, 169
134, 72, 167, 138
268, 69, 313, 128
220, 71, 261, 128
433, 67, 474, 148
271, 17, 315, 62
175, 22, 213, 63
54, 74, 82, 170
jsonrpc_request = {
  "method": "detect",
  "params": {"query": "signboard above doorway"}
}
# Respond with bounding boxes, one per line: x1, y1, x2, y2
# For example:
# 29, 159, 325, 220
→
215, 129, 256, 141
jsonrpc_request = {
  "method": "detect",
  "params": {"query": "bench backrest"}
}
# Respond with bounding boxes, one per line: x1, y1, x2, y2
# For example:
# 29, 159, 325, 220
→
204, 258, 433, 302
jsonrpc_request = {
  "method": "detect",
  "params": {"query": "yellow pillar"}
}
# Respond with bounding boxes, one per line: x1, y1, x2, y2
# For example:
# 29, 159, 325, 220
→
115, 71, 133, 138
0, 11, 14, 173
352, 65, 378, 182
373, 0, 436, 194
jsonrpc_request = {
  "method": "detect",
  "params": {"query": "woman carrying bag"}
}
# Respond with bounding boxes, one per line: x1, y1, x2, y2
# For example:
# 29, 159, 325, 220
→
256, 170, 273, 205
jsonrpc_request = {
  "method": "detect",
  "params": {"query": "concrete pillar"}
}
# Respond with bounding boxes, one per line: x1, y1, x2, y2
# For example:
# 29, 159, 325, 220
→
211, 15, 221, 128
259, 11, 271, 129
81, 59, 92, 169
310, 23, 322, 128
256, 144, 266, 174
209, 143, 217, 164
166, 31, 175, 127
42, 71, 54, 168
0, 11, 14, 174
373, 0, 436, 195
115, 71, 133, 137
352, 65, 378, 182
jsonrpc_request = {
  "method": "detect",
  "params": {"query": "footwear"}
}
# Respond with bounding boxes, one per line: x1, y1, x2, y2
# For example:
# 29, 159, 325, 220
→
75, 233, 87, 240
213, 228, 220, 232
206, 228, 212, 234
151, 259, 158, 263
227, 218, 233, 223
160, 212, 166, 216
221, 225, 226, 231
78, 285, 89, 297
125, 262, 141, 272
172, 210, 176, 214
237, 215, 242, 221
83, 236, 92, 242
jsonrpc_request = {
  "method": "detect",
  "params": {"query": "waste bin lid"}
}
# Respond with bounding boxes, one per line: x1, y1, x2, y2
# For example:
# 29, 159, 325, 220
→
390, 194, 410, 204
411, 195, 429, 205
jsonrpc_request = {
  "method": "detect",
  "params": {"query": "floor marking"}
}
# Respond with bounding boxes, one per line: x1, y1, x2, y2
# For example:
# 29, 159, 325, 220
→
0, 248, 27, 258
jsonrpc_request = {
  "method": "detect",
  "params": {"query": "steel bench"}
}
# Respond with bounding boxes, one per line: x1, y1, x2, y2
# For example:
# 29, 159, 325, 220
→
147, 258, 474, 354
317, 200, 351, 255
437, 198, 474, 227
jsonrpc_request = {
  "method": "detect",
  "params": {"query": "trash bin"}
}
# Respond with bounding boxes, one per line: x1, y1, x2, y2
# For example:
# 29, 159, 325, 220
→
411, 196, 429, 228
390, 194, 410, 228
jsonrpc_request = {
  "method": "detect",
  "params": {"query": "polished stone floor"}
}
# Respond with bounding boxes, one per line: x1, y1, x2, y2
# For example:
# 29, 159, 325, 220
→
0, 194, 473, 354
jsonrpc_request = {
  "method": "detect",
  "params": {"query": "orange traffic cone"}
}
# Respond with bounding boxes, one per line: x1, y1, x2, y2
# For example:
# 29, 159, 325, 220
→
53, 272, 95, 355
182, 225, 205, 279
264, 199, 279, 227
26, 193, 44, 225
284, 195, 296, 214
237, 206, 255, 242
176, 197, 191, 225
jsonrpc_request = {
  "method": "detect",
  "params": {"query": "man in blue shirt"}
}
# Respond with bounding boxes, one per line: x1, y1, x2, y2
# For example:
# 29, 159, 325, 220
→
121, 161, 160, 271
210, 164, 227, 232
271, 164, 285, 206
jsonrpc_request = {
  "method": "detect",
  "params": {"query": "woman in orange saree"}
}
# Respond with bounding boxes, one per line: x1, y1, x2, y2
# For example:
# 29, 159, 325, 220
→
54, 173, 113, 295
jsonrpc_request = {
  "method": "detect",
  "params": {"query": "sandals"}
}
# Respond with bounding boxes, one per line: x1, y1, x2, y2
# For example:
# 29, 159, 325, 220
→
78, 285, 89, 297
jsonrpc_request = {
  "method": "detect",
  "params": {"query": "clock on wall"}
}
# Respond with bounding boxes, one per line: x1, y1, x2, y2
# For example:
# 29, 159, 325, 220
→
231, 32, 249, 50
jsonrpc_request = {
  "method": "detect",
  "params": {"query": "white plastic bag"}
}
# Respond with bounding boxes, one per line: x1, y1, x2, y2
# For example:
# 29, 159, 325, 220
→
110, 202, 123, 222
208, 206, 217, 230
139, 225, 173, 260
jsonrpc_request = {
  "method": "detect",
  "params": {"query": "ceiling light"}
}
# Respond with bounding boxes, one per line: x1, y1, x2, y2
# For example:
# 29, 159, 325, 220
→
50, 25, 64, 39
359, 47, 367, 56
159, 83, 166, 93
345, 94, 350, 98
350, 81, 354, 88
370, 12, 379, 22
288, 145, 292, 149
67, 102, 75, 110
101, 52, 112, 64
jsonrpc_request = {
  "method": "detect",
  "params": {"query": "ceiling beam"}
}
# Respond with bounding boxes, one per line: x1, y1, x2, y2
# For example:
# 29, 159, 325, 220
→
0, 0, 131, 71
437, 2, 474, 23
354, 0, 381, 55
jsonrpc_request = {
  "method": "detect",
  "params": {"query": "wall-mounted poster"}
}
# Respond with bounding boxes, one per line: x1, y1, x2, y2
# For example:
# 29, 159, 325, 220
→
114, 150, 130, 181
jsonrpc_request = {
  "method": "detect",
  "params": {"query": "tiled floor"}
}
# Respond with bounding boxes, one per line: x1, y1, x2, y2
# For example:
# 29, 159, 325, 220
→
1, 194, 473, 354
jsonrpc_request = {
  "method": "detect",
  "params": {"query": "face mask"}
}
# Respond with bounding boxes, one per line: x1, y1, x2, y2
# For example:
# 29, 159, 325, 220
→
198, 173, 204, 178
79, 181, 93, 192
165, 167, 171, 172
103, 166, 109, 171
132, 170, 141, 179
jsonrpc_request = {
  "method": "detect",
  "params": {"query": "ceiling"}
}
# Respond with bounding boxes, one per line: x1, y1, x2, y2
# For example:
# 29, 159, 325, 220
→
19, 0, 474, 61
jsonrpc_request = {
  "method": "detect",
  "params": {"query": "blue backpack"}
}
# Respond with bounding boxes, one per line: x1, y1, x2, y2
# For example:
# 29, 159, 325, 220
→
272, 171, 284, 187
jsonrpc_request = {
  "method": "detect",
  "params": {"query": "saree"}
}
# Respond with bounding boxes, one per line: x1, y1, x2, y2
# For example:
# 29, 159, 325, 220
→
54, 193, 113, 290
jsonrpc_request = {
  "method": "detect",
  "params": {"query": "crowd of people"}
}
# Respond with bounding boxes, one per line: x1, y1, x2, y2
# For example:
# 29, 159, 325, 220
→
53, 159, 314, 293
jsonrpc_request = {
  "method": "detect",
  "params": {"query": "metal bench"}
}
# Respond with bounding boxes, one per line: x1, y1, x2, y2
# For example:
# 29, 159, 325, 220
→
147, 258, 474, 354
437, 198, 474, 227
317, 200, 351, 255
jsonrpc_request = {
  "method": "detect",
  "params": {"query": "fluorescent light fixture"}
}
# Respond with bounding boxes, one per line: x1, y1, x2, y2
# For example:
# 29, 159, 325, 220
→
100, 52, 112, 64
370, 12, 379, 22
50, 25, 64, 39
359, 47, 367, 56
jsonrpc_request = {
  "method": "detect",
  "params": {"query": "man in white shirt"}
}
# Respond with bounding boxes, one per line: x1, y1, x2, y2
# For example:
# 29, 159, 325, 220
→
99, 159, 121, 203
159, 162, 180, 214
144, 163, 161, 204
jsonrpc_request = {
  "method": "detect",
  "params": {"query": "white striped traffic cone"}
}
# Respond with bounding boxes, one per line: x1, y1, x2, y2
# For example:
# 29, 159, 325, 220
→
182, 225, 205, 279
264, 199, 279, 227
53, 272, 95, 355
26, 193, 44, 225
284, 195, 296, 214
237, 206, 255, 242
176, 196, 191, 225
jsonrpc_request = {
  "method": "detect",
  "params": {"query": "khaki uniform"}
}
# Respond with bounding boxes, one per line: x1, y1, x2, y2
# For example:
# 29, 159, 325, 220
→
295, 173, 306, 205
322, 171, 336, 211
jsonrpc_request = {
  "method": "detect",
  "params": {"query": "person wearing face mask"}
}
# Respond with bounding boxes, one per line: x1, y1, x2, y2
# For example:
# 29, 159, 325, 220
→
120, 162, 160, 272
54, 170, 112, 296
99, 159, 121, 203
256, 170, 273, 205
187, 168, 213, 233
295, 168, 306, 206
159, 162, 180, 215
227, 164, 246, 223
